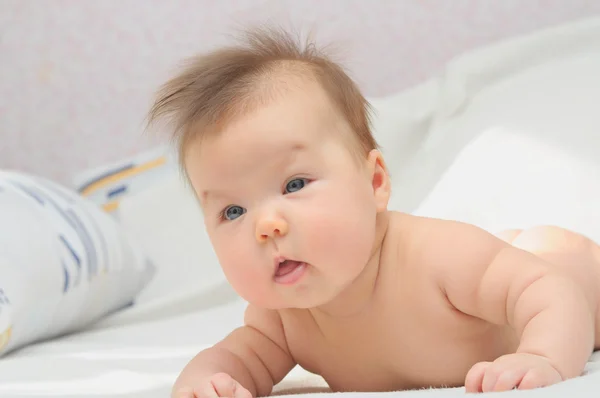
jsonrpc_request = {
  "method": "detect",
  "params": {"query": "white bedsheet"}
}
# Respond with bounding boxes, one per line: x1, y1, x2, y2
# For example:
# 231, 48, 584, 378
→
0, 295, 598, 398
2, 15, 600, 398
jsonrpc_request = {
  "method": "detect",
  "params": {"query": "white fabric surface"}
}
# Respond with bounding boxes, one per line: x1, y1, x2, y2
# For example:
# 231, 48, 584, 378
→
1, 15, 600, 398
0, 171, 154, 358
413, 128, 600, 239
0, 297, 597, 398
384, 16, 600, 214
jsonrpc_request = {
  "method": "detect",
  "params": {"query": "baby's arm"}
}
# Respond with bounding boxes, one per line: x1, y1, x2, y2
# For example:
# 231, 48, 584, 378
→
424, 220, 595, 392
173, 305, 296, 398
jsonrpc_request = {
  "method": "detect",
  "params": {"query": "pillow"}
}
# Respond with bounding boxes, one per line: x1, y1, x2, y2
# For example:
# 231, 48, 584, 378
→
413, 128, 600, 243
72, 146, 177, 218
0, 170, 155, 356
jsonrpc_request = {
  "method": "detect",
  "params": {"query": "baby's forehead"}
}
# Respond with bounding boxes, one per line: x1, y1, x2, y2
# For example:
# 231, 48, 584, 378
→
193, 141, 309, 204
200, 136, 308, 174
188, 124, 359, 191
197, 89, 337, 151
184, 79, 362, 177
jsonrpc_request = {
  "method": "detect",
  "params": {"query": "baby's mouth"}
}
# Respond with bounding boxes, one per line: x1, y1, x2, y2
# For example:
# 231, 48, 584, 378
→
273, 258, 307, 284
275, 259, 301, 276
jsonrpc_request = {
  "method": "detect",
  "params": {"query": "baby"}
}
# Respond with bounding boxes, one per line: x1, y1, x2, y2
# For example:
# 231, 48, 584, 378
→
148, 27, 600, 397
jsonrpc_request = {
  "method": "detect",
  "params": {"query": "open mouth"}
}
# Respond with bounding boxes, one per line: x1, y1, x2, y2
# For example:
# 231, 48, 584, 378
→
274, 258, 307, 285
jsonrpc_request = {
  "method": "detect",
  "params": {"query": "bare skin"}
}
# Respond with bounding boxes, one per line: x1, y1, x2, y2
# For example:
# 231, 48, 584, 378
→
175, 214, 600, 397
172, 73, 600, 397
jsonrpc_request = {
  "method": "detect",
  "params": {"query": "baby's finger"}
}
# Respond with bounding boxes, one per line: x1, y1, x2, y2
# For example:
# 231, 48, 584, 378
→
464, 361, 489, 393
481, 365, 500, 393
493, 369, 527, 392
211, 373, 237, 397
233, 382, 254, 398
519, 368, 544, 390
197, 383, 220, 398
173, 386, 198, 398
518, 368, 555, 390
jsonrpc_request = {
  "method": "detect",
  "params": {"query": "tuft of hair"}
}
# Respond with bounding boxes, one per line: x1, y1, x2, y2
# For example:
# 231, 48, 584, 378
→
147, 25, 378, 164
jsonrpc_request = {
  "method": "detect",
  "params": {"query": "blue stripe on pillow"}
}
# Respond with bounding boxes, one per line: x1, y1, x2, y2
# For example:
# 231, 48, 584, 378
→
62, 261, 70, 293
10, 182, 45, 205
59, 235, 81, 268
107, 185, 127, 198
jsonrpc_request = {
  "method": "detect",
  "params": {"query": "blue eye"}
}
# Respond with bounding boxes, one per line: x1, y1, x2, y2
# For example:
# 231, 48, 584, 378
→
223, 205, 246, 221
285, 178, 308, 194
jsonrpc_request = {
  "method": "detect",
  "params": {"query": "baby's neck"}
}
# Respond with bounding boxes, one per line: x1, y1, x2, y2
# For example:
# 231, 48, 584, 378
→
312, 211, 391, 319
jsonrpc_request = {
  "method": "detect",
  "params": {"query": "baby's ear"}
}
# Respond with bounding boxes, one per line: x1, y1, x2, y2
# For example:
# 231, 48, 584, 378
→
367, 149, 391, 212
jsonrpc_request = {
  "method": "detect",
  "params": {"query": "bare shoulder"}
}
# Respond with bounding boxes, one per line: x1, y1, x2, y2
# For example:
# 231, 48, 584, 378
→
391, 213, 508, 281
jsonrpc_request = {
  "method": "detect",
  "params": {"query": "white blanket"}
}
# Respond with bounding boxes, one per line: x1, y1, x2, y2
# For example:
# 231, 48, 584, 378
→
1, 15, 600, 398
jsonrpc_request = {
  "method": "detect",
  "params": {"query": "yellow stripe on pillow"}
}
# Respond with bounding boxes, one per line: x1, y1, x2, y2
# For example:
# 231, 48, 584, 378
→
81, 157, 167, 197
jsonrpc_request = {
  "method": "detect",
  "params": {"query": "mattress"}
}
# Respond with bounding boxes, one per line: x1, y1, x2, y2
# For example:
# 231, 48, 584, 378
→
2, 15, 600, 398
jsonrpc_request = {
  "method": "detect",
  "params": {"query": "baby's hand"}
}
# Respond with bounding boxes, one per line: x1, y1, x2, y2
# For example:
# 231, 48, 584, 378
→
464, 353, 563, 393
174, 373, 253, 398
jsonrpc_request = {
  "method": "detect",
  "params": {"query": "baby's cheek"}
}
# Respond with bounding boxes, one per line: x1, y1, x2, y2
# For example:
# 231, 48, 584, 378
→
306, 196, 375, 262
218, 252, 273, 305
227, 267, 255, 294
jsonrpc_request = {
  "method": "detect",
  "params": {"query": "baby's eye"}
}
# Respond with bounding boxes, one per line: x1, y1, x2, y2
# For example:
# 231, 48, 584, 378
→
222, 205, 246, 221
284, 178, 308, 194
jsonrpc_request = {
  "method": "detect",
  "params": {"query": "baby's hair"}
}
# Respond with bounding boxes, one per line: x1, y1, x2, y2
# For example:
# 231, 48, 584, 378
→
147, 25, 378, 166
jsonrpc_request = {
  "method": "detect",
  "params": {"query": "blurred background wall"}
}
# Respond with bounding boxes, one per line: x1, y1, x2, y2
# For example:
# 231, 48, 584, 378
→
2, 0, 599, 185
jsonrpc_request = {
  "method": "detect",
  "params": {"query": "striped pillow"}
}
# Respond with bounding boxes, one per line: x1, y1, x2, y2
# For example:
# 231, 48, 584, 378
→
73, 146, 177, 217
0, 171, 154, 356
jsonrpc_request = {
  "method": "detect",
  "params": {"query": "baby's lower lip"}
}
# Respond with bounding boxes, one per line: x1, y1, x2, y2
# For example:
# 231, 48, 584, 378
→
273, 261, 307, 285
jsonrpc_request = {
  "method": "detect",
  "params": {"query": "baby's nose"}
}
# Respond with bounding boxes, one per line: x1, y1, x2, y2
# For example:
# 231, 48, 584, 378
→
256, 215, 288, 243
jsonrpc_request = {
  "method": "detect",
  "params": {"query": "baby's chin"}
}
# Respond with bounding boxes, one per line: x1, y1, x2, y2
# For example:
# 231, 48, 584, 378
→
241, 285, 346, 311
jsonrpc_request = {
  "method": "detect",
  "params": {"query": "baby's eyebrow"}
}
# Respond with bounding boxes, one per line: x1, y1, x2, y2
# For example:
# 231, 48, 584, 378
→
288, 142, 306, 154
200, 191, 209, 205
200, 143, 306, 205
200, 189, 225, 206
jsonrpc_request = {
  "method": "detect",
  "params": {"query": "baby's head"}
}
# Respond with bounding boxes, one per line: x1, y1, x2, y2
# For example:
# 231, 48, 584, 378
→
148, 27, 391, 310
